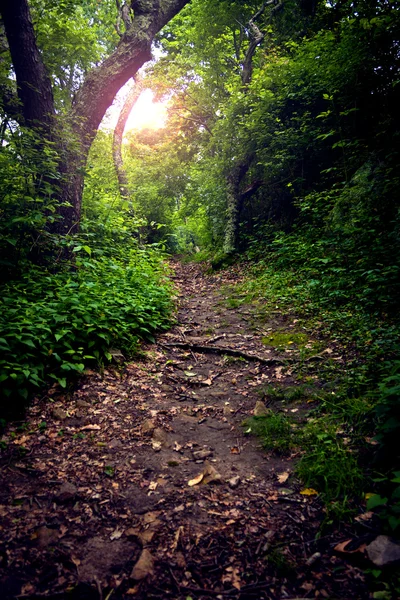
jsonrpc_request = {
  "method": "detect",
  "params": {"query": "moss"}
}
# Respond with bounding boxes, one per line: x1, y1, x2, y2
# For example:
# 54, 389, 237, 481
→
262, 330, 308, 348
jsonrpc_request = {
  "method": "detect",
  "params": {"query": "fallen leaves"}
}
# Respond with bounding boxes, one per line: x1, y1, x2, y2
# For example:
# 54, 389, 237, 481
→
334, 539, 367, 555
130, 549, 155, 580
188, 462, 222, 486
222, 566, 242, 590
276, 471, 290, 484
110, 529, 123, 541
188, 472, 204, 487
300, 488, 318, 496
0, 261, 364, 599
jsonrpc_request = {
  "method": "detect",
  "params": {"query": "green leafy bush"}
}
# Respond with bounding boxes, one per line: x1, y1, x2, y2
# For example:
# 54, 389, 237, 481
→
0, 249, 172, 411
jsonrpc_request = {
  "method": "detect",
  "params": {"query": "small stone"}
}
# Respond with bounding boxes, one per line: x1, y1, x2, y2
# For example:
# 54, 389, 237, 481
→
306, 552, 321, 566
55, 482, 77, 503
253, 401, 271, 417
142, 419, 156, 434
366, 535, 400, 567
109, 438, 122, 449
109, 348, 125, 363
229, 476, 241, 489
76, 400, 90, 408
193, 449, 212, 460
35, 526, 59, 548
152, 428, 170, 448
52, 407, 67, 420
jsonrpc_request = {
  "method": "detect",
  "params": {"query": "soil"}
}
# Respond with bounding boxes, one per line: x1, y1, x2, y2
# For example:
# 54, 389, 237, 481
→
0, 261, 371, 599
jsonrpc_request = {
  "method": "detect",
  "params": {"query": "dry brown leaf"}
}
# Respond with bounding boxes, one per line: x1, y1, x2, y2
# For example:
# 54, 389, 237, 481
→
188, 472, 204, 487
126, 586, 140, 595
202, 461, 222, 485
276, 471, 290, 484
141, 419, 156, 434
334, 539, 367, 554
174, 441, 183, 452
188, 461, 222, 486
13, 435, 30, 445
222, 566, 242, 590
171, 525, 184, 551
142, 511, 161, 525
131, 549, 154, 580
355, 511, 374, 523
80, 424, 101, 431
110, 529, 123, 541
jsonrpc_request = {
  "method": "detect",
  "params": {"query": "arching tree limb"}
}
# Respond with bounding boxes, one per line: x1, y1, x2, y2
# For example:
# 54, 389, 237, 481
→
0, 0, 190, 234
223, 0, 283, 253
112, 75, 143, 201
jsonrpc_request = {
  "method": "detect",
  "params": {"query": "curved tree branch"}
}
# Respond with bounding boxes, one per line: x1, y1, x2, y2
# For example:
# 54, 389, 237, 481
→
112, 75, 143, 201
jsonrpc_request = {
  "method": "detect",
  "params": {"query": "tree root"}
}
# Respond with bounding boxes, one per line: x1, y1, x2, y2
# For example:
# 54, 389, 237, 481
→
160, 341, 325, 366
160, 342, 284, 365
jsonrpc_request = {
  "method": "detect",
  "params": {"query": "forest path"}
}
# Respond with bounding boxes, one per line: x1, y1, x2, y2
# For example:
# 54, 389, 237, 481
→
0, 261, 368, 599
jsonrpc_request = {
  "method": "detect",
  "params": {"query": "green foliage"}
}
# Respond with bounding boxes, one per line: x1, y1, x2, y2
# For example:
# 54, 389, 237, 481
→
0, 249, 172, 411
30, 0, 119, 108
0, 127, 64, 277
244, 413, 295, 454
0, 127, 172, 415
297, 422, 364, 505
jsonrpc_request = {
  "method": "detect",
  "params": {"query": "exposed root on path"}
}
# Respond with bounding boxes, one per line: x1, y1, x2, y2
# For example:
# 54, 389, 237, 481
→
160, 342, 285, 365
161, 342, 324, 366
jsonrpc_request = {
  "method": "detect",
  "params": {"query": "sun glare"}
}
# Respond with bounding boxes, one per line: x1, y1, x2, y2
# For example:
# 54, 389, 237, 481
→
125, 89, 168, 133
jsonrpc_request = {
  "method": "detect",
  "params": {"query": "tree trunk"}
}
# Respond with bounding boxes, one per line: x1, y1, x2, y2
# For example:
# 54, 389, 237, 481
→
223, 0, 283, 254
112, 76, 143, 201
0, 0, 190, 234
0, 0, 55, 131
223, 160, 251, 254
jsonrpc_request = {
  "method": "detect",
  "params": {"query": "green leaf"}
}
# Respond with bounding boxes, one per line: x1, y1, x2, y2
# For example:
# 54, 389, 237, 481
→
366, 495, 388, 510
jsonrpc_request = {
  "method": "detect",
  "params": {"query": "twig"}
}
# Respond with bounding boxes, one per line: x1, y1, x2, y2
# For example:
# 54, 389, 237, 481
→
94, 576, 103, 600
207, 334, 225, 344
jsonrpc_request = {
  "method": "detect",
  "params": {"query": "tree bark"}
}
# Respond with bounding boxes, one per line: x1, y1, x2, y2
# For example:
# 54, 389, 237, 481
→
223, 159, 252, 254
223, 0, 283, 254
112, 76, 143, 201
0, 0, 55, 131
0, 0, 190, 234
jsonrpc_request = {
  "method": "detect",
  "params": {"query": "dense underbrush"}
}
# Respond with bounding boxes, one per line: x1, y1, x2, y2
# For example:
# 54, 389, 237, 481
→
0, 127, 173, 416
220, 215, 400, 550
0, 249, 172, 414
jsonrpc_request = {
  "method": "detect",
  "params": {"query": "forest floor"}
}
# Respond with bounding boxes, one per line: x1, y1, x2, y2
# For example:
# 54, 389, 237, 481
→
0, 260, 372, 600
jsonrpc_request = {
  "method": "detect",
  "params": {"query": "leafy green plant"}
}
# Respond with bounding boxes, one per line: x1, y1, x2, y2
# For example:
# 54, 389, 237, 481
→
244, 412, 295, 454
296, 422, 364, 505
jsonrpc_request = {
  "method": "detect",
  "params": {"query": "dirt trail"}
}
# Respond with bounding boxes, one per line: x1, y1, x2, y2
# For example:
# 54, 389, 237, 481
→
0, 261, 368, 599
